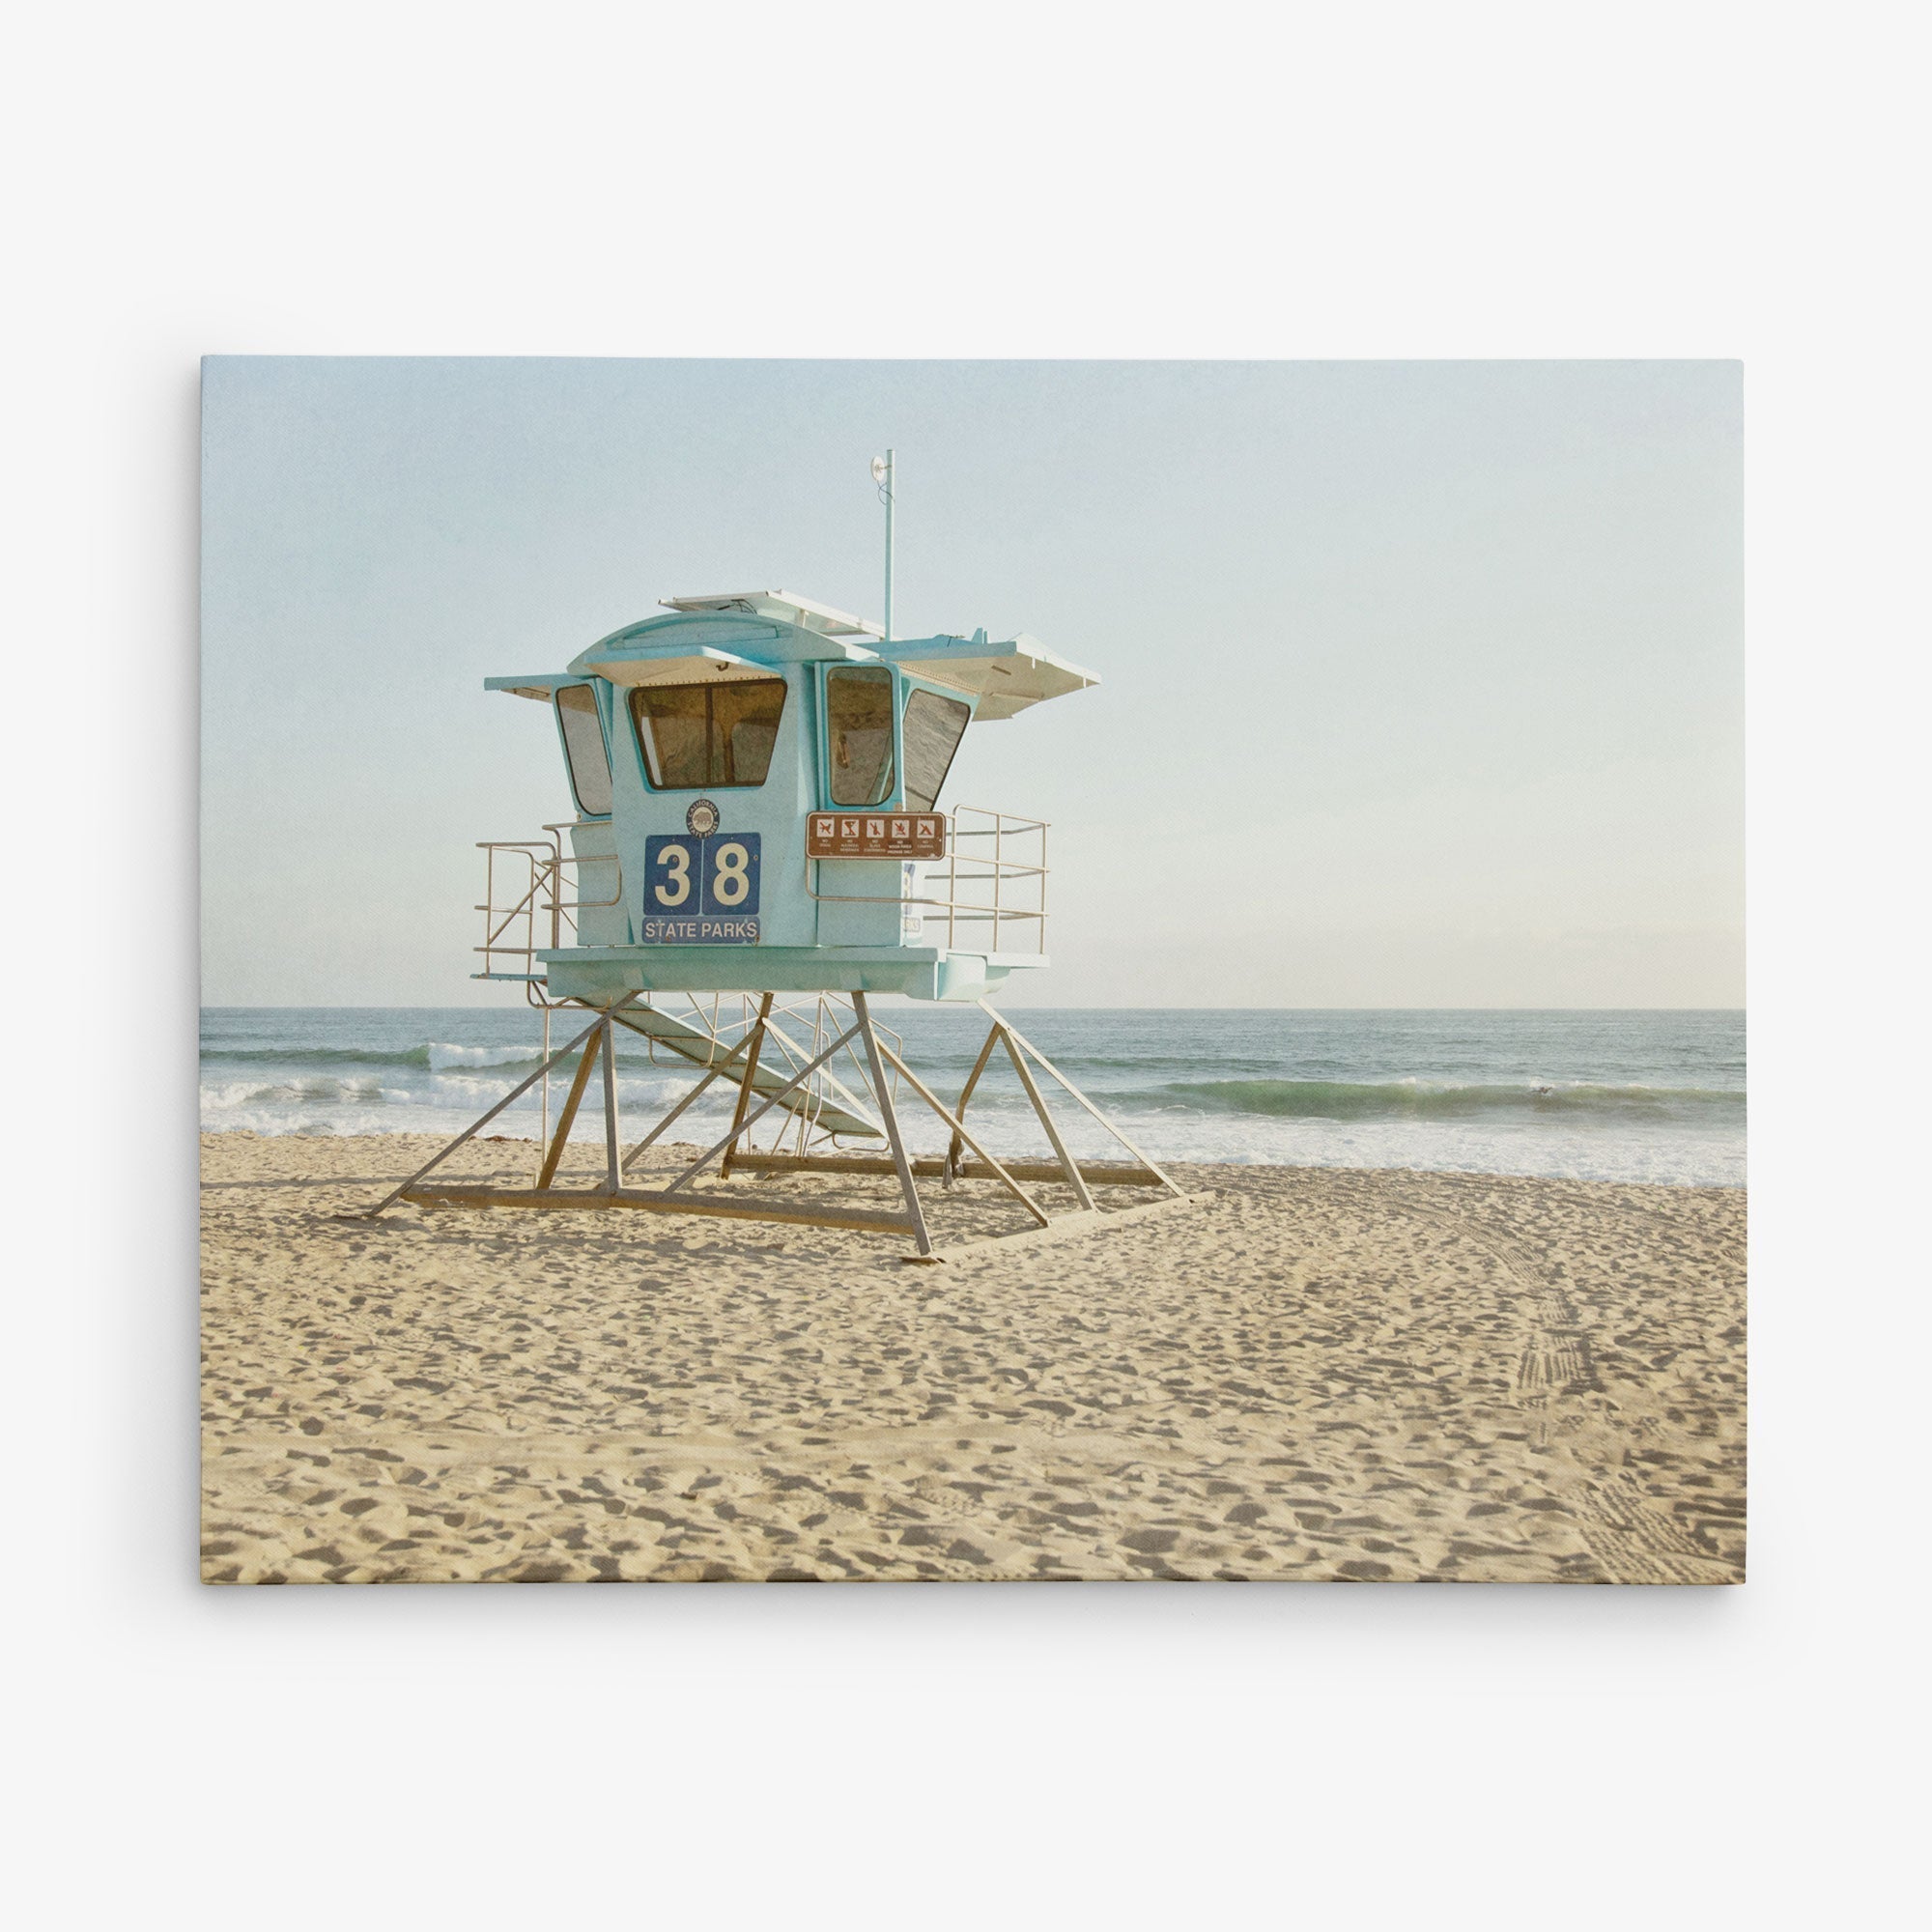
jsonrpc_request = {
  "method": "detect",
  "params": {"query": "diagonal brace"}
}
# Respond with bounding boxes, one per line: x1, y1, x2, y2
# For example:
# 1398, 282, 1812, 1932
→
613, 1022, 760, 1174
945, 1019, 1005, 1180
360, 995, 638, 1215
662, 1023, 864, 1193
999, 1028, 1097, 1211
870, 1035, 1051, 1228
536, 1029, 605, 1189
979, 1002, 1186, 1198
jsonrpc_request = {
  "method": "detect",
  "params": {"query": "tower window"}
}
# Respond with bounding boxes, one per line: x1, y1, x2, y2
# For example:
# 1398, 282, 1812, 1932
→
901, 689, 971, 812
826, 666, 895, 807
555, 684, 613, 816
630, 678, 787, 789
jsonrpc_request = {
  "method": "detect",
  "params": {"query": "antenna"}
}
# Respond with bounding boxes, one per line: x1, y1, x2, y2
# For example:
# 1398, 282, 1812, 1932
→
871, 448, 895, 641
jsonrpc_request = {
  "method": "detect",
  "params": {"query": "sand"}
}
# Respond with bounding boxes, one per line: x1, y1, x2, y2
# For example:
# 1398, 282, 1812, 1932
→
200, 1132, 1746, 1583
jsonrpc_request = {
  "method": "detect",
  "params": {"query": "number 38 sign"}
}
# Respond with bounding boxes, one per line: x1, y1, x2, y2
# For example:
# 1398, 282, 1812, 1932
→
641, 833, 761, 942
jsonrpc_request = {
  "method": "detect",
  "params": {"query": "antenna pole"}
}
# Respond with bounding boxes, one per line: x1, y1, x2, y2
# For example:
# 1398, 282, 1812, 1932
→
882, 447, 895, 641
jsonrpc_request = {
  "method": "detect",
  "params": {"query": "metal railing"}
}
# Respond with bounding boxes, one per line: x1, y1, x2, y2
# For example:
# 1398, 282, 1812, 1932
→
474, 824, 622, 980
805, 804, 1048, 954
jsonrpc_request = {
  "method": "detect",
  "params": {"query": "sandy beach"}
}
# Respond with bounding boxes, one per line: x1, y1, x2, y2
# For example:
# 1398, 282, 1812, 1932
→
200, 1132, 1746, 1583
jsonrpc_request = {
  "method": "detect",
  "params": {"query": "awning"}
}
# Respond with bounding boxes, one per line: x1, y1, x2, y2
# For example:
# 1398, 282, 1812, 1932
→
585, 646, 781, 689
878, 633, 1100, 719
484, 673, 573, 703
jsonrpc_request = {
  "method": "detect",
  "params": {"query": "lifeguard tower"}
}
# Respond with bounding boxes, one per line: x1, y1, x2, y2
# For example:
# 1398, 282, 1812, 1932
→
368, 585, 1199, 1259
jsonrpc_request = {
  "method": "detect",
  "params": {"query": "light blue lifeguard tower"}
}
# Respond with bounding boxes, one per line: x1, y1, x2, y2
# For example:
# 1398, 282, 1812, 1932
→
370, 529, 1196, 1258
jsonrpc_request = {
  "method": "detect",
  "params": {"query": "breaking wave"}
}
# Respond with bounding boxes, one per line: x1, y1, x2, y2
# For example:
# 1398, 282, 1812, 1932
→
202, 1041, 548, 1072
1138, 1079, 1744, 1121
197, 1009, 1747, 1185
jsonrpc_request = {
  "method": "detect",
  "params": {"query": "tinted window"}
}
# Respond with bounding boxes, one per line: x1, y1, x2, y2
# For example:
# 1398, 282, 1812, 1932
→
827, 666, 895, 806
901, 689, 970, 812
555, 684, 612, 816
630, 678, 787, 788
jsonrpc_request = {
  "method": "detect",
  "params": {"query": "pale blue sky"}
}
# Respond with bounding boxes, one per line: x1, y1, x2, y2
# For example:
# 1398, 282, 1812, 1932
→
201, 358, 1741, 1007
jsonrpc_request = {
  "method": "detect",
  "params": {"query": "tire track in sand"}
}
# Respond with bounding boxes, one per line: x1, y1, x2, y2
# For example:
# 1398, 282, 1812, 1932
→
1371, 1180, 1731, 1584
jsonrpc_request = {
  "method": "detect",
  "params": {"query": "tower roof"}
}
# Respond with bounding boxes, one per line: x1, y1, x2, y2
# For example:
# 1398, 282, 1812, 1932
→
493, 593, 1100, 721
659, 589, 882, 639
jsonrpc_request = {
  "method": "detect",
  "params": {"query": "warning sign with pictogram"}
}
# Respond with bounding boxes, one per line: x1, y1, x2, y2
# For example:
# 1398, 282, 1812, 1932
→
806, 812, 948, 859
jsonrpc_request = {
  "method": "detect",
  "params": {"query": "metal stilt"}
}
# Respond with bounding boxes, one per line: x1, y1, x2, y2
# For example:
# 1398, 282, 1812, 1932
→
359, 998, 634, 1217
719, 993, 774, 1179
945, 1019, 1005, 1181
868, 1031, 1049, 1228
852, 991, 933, 1257
999, 1028, 1097, 1211
599, 1017, 620, 1193
365, 988, 1203, 1259
537, 1031, 604, 1190
980, 1003, 1188, 1199
617, 1026, 759, 1175
663, 1022, 866, 1194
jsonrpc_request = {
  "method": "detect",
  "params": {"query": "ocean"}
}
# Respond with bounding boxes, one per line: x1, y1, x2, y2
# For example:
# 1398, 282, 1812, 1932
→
200, 1007, 1745, 1187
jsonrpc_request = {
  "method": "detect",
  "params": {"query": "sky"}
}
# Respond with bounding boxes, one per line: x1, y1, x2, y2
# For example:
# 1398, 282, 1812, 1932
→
200, 358, 1742, 1009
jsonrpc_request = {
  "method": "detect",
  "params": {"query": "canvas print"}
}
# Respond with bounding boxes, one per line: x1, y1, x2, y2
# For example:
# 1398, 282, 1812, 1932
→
199, 358, 1745, 1583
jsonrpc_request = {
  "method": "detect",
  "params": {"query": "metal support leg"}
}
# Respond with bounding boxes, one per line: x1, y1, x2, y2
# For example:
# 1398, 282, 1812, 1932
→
537, 1031, 604, 1190
852, 991, 933, 1257
537, 1002, 552, 1189
870, 1032, 1050, 1228
744, 1008, 883, 1137
719, 993, 773, 1179
1000, 1028, 1096, 1210
664, 1023, 866, 1194
616, 1026, 759, 1175
980, 1003, 1187, 1198
946, 1019, 1005, 1183
360, 1004, 616, 1216
599, 1018, 620, 1193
